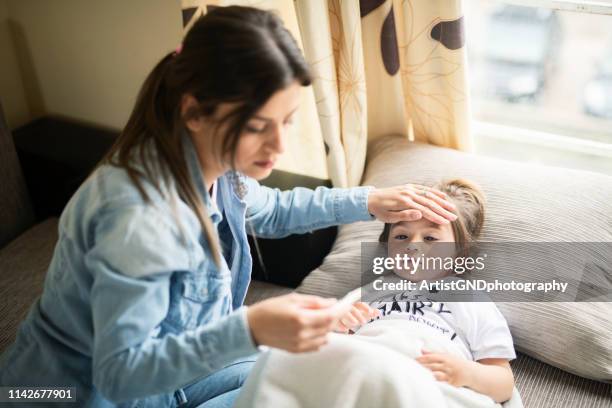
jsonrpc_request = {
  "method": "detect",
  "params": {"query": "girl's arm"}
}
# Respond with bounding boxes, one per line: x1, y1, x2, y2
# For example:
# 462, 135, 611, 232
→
416, 352, 515, 403
465, 358, 515, 403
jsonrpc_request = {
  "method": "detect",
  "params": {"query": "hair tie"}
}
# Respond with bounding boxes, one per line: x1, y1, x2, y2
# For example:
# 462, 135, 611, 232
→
173, 43, 183, 56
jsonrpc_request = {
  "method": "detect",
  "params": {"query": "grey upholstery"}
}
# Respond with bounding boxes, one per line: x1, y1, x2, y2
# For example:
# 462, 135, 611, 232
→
511, 353, 612, 407
0, 218, 58, 350
0, 99, 34, 247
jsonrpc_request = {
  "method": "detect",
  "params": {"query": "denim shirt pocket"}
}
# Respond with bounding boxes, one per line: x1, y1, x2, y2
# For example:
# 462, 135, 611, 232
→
182, 273, 215, 303
176, 265, 232, 331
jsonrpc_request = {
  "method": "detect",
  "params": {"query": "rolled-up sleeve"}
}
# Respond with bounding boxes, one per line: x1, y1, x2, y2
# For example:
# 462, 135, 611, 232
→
86, 205, 257, 403
244, 177, 374, 238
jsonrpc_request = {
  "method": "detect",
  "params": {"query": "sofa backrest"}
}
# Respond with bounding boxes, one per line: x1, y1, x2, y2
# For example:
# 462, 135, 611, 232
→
0, 99, 34, 248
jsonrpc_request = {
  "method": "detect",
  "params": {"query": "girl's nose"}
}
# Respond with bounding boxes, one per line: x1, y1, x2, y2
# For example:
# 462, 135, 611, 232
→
405, 242, 419, 253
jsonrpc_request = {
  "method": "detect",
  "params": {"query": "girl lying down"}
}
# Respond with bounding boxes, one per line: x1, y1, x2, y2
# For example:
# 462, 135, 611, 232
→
235, 179, 518, 408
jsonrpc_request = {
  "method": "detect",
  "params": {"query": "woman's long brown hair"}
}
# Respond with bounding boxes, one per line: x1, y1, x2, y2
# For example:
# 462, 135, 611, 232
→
100, 6, 311, 265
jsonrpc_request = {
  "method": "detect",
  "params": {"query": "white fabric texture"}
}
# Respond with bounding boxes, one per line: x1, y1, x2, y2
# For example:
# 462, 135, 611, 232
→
235, 319, 522, 408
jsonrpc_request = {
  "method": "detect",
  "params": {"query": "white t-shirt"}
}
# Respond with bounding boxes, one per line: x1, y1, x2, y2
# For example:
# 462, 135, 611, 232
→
360, 293, 516, 362
210, 181, 219, 211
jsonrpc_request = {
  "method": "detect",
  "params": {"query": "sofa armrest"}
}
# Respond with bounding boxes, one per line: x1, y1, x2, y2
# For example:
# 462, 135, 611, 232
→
248, 170, 337, 288
12, 116, 118, 220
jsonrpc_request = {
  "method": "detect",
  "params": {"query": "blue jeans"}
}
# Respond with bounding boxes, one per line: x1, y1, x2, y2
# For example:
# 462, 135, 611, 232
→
174, 358, 256, 408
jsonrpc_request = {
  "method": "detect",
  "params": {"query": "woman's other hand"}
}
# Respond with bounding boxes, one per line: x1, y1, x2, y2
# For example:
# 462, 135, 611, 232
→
334, 302, 380, 333
367, 184, 457, 224
247, 293, 338, 353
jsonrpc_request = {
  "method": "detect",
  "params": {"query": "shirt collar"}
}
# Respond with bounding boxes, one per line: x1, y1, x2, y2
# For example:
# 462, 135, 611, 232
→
182, 131, 222, 225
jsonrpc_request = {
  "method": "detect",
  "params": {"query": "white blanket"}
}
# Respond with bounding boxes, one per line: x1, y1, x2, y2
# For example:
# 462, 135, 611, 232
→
235, 320, 523, 408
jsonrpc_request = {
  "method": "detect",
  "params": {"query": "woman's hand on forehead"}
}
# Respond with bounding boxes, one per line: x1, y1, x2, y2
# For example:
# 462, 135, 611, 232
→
367, 184, 458, 225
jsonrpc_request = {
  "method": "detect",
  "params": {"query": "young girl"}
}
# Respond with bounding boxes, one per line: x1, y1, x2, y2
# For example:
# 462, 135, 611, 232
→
340, 179, 516, 403
0, 6, 457, 408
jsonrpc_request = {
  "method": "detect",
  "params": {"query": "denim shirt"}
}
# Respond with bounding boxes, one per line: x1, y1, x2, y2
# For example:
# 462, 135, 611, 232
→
0, 133, 373, 407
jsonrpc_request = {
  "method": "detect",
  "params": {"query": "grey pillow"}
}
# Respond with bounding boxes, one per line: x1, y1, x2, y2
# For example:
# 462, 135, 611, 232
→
298, 135, 612, 382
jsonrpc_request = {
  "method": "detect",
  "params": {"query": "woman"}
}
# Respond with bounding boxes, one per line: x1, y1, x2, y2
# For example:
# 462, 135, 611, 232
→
0, 6, 456, 408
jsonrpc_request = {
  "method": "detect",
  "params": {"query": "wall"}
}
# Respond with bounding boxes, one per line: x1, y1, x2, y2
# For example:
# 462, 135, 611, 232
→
5, 0, 183, 130
0, 0, 30, 128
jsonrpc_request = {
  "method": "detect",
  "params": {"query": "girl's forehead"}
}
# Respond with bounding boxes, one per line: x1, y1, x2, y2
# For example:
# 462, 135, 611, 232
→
392, 219, 441, 230
391, 219, 455, 237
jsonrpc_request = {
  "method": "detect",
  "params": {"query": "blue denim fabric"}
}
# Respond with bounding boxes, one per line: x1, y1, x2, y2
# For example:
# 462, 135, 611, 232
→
0, 133, 373, 407
173, 357, 256, 408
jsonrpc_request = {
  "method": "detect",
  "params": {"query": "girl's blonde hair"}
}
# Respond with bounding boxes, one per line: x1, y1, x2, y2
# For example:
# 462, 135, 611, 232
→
379, 179, 486, 257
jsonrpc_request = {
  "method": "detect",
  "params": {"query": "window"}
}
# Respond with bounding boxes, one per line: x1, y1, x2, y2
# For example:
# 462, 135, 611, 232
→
465, 0, 612, 175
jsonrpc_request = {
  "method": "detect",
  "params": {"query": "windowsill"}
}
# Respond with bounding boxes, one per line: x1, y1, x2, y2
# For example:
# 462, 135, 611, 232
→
472, 121, 612, 175
499, 0, 612, 15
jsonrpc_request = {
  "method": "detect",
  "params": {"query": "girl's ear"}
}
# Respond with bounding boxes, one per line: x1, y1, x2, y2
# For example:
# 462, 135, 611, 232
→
181, 94, 206, 133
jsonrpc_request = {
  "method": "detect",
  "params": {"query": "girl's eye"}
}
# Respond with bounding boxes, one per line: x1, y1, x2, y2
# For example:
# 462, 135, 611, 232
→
424, 236, 438, 242
394, 234, 408, 240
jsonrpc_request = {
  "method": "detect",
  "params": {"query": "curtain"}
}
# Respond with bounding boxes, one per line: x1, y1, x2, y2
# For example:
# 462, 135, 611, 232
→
180, 0, 472, 187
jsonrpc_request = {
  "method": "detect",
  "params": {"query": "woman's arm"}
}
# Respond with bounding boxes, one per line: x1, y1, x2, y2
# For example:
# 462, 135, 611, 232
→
416, 351, 514, 403
243, 177, 373, 238
243, 178, 457, 238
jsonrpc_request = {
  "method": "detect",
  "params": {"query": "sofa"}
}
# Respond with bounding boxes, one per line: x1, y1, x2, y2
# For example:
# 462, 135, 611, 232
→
0, 100, 610, 407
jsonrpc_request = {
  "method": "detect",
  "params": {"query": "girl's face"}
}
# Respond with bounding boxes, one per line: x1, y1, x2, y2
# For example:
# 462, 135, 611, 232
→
234, 81, 301, 180
387, 218, 456, 281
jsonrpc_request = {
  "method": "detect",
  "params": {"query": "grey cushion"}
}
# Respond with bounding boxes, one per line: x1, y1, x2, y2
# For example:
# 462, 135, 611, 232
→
298, 135, 612, 383
0, 218, 58, 352
0, 99, 34, 248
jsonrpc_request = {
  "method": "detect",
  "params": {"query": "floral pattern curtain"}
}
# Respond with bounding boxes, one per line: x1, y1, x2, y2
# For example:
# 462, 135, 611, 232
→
180, 0, 471, 187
